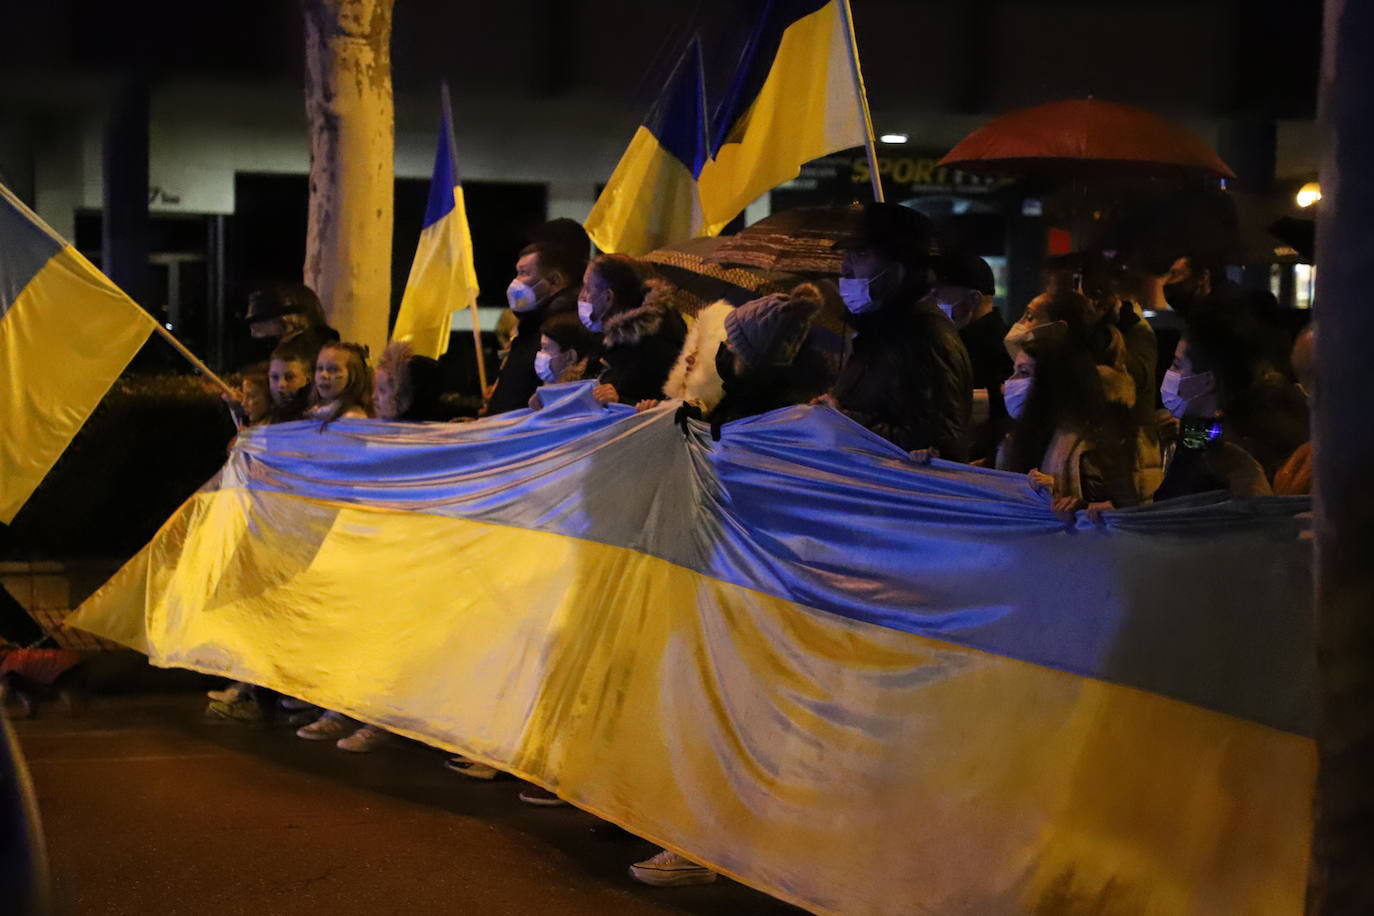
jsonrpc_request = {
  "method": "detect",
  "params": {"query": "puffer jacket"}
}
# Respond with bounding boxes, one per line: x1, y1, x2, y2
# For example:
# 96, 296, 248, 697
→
598, 301, 688, 404
832, 299, 974, 458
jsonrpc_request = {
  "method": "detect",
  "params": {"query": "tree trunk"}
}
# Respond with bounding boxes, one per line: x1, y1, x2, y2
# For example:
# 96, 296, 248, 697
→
302, 0, 394, 358
1309, 1, 1374, 911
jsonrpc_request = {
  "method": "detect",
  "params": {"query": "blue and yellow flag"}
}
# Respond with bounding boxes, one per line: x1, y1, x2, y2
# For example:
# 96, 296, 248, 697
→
584, 38, 709, 255
697, 0, 870, 234
0, 183, 156, 523
392, 88, 480, 359
587, 2, 872, 252
71, 384, 1314, 915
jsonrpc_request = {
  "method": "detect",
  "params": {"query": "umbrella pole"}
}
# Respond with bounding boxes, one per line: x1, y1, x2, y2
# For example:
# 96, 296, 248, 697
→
839, 0, 884, 203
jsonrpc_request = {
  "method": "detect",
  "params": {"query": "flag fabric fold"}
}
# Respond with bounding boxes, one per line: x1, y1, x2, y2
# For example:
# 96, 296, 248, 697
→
0, 183, 156, 523
584, 38, 710, 255
69, 383, 1315, 915
392, 91, 480, 358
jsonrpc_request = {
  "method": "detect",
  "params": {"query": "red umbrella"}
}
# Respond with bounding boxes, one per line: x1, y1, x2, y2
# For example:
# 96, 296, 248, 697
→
938, 98, 1235, 179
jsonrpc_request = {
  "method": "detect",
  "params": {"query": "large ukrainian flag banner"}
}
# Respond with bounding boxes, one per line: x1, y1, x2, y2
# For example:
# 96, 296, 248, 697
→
392, 90, 480, 358
696, 0, 869, 234
584, 38, 709, 255
69, 383, 1316, 915
0, 183, 156, 523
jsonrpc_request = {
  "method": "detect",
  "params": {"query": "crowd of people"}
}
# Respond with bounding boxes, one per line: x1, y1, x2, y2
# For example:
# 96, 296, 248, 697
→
204, 201, 1316, 886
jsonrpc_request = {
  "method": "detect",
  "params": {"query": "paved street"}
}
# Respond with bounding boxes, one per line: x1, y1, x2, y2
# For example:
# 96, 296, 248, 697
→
12, 691, 801, 916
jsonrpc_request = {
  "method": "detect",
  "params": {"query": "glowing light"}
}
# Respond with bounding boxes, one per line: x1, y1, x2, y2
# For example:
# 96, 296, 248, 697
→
1296, 182, 1322, 208
879, 133, 908, 144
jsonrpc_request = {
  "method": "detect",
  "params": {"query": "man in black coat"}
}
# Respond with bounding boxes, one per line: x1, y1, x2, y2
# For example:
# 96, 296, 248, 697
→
930, 252, 1010, 462
821, 203, 975, 459
485, 221, 588, 415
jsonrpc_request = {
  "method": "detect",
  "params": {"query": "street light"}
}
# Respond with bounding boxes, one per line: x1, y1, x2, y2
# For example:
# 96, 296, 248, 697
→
879, 133, 908, 144
1296, 182, 1322, 208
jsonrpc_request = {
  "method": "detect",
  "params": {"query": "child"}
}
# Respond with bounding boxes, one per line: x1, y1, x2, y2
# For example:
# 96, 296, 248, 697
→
266, 342, 315, 423
374, 341, 447, 421
306, 342, 373, 424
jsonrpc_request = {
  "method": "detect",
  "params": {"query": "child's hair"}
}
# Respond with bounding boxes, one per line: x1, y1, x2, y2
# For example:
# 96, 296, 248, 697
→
310, 342, 374, 425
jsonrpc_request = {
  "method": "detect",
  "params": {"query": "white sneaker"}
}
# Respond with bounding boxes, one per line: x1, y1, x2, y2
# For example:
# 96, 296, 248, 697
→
629, 849, 717, 887
295, 710, 354, 741
336, 724, 389, 752
206, 682, 248, 703
444, 757, 503, 780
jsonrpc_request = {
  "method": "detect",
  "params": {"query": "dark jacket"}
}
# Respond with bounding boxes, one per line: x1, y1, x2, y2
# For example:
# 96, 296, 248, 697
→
486, 286, 579, 415
959, 309, 1013, 460
711, 348, 831, 431
598, 302, 688, 404
833, 299, 975, 457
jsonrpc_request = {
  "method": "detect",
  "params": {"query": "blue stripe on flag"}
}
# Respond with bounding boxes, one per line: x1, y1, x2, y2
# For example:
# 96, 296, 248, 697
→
0, 191, 64, 319
421, 106, 458, 230
642, 37, 709, 178
711, 0, 831, 154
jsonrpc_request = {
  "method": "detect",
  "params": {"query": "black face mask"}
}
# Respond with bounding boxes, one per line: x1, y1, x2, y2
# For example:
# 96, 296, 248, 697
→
1162, 280, 1200, 313
714, 342, 737, 385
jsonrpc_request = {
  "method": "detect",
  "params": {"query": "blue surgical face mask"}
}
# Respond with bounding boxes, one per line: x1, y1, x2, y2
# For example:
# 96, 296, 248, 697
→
578, 297, 602, 332
1003, 375, 1033, 419
839, 277, 879, 314
1160, 368, 1218, 419
533, 350, 557, 383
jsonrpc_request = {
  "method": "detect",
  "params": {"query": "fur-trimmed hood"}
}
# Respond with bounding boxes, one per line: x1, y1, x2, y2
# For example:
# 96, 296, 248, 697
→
664, 301, 732, 408
604, 302, 673, 348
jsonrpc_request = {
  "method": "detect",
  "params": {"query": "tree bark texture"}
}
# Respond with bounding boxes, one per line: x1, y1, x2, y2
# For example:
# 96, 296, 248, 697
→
1309, 1, 1374, 912
302, 0, 394, 358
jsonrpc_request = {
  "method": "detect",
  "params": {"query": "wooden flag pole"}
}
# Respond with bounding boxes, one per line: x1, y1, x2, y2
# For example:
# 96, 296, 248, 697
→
440, 81, 488, 392
469, 301, 488, 392
149, 320, 238, 399
838, 0, 884, 203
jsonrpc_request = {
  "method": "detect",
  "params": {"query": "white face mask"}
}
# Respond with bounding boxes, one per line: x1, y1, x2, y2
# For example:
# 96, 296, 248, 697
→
507, 279, 541, 313
1003, 320, 1034, 358
839, 277, 880, 314
578, 297, 602, 332
1003, 375, 1033, 419
533, 350, 557, 383
1160, 368, 1218, 419
936, 301, 957, 322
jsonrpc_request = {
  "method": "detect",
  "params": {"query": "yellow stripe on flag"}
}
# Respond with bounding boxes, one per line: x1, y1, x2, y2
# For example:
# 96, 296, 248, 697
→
393, 186, 479, 359
0, 245, 155, 522
585, 126, 704, 256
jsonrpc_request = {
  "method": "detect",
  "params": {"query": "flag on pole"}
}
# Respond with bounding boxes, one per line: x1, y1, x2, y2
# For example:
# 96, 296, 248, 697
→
0, 182, 157, 523
584, 38, 709, 255
697, 0, 872, 234
393, 86, 480, 359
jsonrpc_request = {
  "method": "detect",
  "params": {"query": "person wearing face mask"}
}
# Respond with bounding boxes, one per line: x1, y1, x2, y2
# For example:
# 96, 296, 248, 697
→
1153, 307, 1307, 500
580, 255, 687, 406
929, 252, 1009, 461
533, 312, 597, 388
995, 327, 1139, 520
820, 203, 974, 458
485, 223, 589, 416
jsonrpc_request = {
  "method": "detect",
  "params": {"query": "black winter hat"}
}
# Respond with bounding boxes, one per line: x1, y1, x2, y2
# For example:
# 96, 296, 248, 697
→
834, 203, 940, 264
